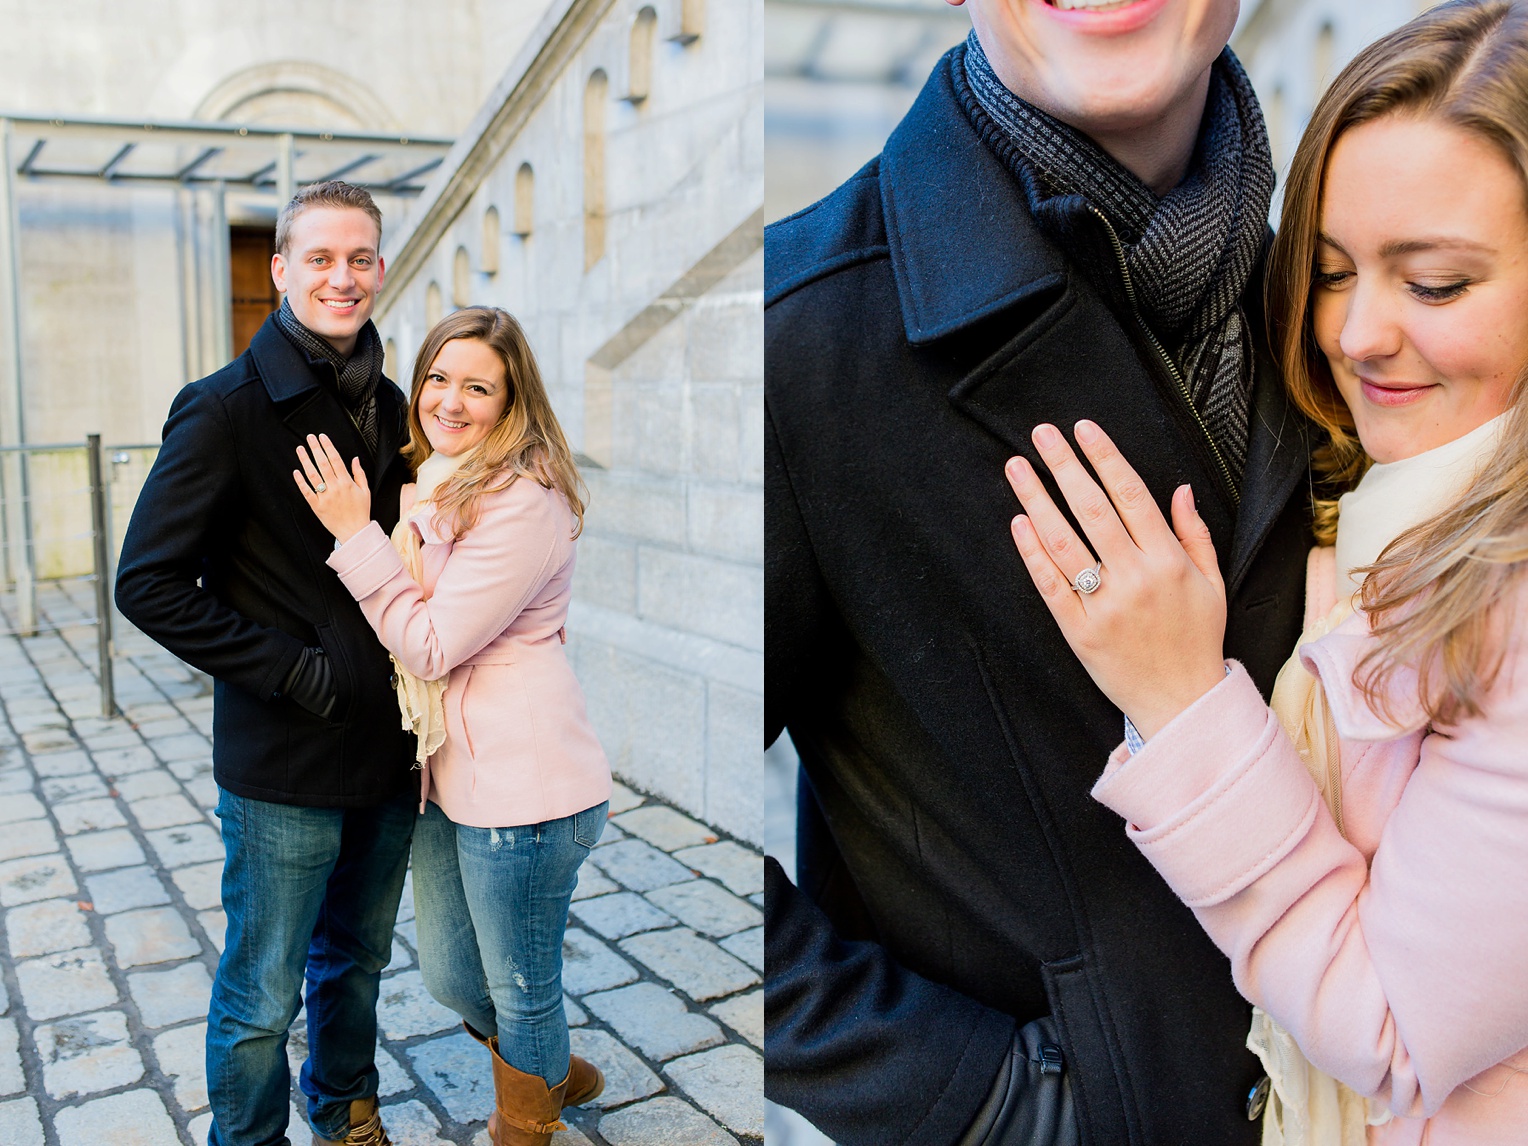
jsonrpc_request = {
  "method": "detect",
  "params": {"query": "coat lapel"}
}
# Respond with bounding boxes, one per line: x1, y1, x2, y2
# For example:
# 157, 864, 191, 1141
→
947, 283, 1239, 566
250, 315, 385, 483
881, 51, 1307, 594
367, 378, 408, 493
1225, 327, 1311, 597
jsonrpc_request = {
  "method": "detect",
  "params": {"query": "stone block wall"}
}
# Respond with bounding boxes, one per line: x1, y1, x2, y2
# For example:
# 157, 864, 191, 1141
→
375, 0, 763, 843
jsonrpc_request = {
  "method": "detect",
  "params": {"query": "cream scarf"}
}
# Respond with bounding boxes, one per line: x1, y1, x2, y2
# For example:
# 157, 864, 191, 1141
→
1254, 414, 1506, 1146
389, 449, 468, 767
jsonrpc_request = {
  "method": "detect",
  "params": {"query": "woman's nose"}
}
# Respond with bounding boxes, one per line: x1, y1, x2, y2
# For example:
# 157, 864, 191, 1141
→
1338, 281, 1404, 363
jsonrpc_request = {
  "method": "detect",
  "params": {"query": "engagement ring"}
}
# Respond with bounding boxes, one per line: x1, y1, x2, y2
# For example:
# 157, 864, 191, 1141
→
1070, 563, 1102, 595
314, 483, 327, 493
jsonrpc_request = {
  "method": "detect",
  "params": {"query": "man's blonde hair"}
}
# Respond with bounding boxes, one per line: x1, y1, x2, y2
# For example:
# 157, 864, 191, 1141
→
274, 180, 383, 254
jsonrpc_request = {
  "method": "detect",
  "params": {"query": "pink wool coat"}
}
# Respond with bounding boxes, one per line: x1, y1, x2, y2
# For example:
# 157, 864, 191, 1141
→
1093, 548, 1528, 1145
327, 476, 611, 829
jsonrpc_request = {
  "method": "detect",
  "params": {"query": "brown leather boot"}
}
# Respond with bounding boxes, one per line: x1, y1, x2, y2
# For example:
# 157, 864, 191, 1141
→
486, 1045, 568, 1146
310, 1096, 392, 1146
562, 1053, 605, 1108
462, 1023, 604, 1111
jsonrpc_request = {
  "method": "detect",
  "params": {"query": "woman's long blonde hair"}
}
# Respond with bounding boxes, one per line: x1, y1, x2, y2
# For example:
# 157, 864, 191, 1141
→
1267, 0, 1528, 725
402, 307, 587, 540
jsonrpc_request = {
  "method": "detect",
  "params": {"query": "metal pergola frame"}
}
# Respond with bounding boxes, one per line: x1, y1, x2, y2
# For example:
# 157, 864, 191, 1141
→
0, 112, 455, 634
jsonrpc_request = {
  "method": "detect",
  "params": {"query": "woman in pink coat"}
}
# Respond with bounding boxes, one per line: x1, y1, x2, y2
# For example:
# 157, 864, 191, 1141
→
294, 307, 612, 1145
1004, 3, 1528, 1143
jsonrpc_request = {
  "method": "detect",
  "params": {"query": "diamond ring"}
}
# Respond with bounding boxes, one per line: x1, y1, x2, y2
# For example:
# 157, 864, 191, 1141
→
1070, 563, 1102, 595
314, 483, 327, 493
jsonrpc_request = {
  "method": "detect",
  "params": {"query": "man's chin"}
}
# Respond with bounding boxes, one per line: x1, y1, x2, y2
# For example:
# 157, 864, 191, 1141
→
296, 307, 370, 338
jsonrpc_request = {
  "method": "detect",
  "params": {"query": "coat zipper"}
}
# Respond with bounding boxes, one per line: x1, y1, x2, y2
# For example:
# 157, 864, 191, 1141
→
1088, 207, 1239, 508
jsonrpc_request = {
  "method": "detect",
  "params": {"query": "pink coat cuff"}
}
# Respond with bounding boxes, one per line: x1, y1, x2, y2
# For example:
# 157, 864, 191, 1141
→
1092, 662, 1321, 907
325, 520, 404, 601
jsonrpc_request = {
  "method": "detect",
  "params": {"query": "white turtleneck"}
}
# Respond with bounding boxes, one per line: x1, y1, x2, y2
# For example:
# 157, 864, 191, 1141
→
1334, 414, 1508, 596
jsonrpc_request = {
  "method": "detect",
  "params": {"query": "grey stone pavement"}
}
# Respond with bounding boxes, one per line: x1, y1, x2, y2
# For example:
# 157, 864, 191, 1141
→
0, 579, 763, 1146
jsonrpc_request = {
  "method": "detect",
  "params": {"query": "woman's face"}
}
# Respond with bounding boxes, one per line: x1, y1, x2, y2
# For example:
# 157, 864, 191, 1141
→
417, 337, 510, 457
1312, 114, 1528, 464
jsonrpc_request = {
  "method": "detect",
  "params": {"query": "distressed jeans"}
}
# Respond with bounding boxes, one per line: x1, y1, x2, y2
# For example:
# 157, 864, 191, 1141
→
206, 786, 415, 1146
411, 798, 608, 1086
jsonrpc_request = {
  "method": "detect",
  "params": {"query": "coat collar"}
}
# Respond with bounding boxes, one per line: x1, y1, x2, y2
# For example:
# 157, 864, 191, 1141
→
250, 312, 325, 403
248, 311, 407, 493
880, 50, 1068, 346
899, 48, 1312, 594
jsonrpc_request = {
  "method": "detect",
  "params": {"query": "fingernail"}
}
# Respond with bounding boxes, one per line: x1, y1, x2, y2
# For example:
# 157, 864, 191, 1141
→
1183, 484, 1195, 512
1075, 420, 1097, 444
1012, 514, 1028, 536
1006, 457, 1030, 481
1033, 424, 1060, 448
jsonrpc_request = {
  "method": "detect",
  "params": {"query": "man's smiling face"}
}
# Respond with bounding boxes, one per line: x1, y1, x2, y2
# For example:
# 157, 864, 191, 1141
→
271, 206, 384, 357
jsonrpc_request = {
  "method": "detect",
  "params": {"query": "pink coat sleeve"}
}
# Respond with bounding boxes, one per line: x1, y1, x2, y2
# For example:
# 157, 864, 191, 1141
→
1092, 656, 1528, 1119
325, 480, 562, 681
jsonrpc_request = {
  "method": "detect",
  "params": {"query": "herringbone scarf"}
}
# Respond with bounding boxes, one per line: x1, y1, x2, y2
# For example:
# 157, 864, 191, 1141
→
959, 34, 1274, 485
273, 296, 384, 456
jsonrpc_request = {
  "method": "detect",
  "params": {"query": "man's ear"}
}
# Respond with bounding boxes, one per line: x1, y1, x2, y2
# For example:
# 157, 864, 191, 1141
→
271, 251, 288, 293
376, 255, 386, 290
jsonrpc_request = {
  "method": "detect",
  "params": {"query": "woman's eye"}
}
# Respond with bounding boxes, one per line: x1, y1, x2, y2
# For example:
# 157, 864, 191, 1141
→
1408, 280, 1471, 302
1313, 269, 1351, 287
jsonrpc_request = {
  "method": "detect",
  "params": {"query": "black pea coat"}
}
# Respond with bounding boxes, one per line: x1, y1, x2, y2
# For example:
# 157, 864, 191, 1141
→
765, 51, 1313, 1146
115, 313, 415, 807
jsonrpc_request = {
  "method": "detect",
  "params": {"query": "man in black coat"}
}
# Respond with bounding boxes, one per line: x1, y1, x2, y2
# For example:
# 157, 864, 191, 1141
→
116, 181, 415, 1146
765, 3, 1313, 1143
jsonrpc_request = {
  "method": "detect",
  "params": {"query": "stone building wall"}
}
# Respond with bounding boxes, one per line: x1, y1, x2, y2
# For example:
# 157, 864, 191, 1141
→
1232, 0, 1436, 215
374, 0, 764, 845
0, 1, 548, 578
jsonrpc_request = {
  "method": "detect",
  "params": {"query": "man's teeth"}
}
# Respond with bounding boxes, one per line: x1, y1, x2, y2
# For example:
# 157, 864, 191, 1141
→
1051, 0, 1139, 10
322, 299, 358, 309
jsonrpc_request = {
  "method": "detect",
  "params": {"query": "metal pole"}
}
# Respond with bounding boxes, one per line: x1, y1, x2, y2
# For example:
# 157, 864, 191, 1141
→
211, 181, 232, 366
276, 133, 295, 206
0, 118, 35, 635
87, 434, 114, 717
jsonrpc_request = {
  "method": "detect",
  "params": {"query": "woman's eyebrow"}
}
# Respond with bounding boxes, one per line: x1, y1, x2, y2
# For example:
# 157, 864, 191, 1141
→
1378, 236, 1493, 258
1319, 231, 1493, 258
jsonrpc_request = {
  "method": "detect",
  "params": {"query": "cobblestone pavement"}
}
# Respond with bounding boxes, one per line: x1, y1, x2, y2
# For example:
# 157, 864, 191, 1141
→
0, 580, 763, 1146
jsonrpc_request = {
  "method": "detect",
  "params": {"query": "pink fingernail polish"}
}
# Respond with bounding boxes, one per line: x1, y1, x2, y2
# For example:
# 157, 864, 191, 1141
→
1075, 420, 1097, 443
1033, 424, 1059, 447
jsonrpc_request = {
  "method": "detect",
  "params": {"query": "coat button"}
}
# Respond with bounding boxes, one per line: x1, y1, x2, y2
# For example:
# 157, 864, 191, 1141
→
1246, 1074, 1271, 1120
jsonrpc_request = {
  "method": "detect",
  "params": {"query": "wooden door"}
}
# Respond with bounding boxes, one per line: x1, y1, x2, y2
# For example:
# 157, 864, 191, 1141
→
230, 227, 280, 357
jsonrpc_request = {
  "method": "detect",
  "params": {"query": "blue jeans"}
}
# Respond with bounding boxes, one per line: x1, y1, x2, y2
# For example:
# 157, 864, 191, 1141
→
207, 787, 415, 1146
411, 799, 607, 1087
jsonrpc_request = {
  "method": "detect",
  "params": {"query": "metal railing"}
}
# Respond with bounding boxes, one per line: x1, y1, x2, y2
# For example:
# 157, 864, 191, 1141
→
0, 434, 126, 716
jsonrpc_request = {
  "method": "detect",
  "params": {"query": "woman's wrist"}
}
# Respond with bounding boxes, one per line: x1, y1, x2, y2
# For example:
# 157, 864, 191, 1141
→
331, 518, 373, 546
1124, 661, 1228, 741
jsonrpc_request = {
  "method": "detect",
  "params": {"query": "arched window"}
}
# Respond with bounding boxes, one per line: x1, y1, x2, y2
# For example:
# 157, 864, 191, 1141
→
514, 164, 534, 237
677, 0, 703, 44
482, 207, 501, 273
584, 70, 608, 271
426, 282, 443, 329
628, 8, 657, 103
453, 246, 471, 309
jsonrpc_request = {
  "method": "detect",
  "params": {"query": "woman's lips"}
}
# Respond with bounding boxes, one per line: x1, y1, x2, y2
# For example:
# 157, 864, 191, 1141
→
1361, 379, 1436, 407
